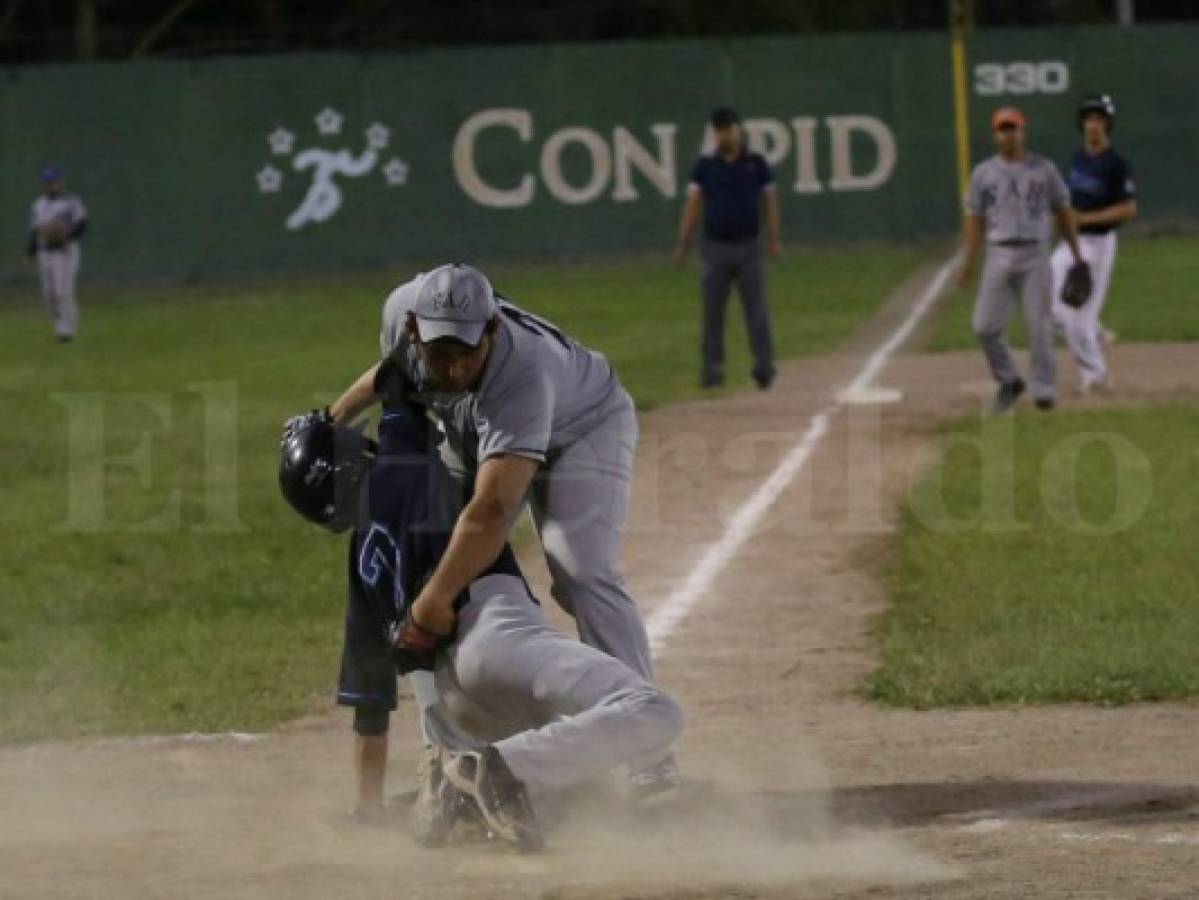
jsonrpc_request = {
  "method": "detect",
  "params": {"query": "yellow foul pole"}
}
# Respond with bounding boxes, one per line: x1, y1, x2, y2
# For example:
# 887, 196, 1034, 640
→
949, 0, 972, 214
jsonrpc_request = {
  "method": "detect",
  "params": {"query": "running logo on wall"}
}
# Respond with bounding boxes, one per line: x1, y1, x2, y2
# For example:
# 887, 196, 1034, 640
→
255, 107, 409, 231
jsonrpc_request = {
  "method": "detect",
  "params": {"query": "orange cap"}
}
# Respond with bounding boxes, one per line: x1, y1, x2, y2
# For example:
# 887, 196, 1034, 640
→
991, 106, 1027, 130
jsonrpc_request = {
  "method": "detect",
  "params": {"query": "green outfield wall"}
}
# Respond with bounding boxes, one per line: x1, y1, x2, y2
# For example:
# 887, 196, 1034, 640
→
1, 25, 1194, 280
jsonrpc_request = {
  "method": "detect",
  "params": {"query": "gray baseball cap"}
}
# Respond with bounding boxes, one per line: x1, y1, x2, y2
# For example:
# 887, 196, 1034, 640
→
412, 263, 497, 346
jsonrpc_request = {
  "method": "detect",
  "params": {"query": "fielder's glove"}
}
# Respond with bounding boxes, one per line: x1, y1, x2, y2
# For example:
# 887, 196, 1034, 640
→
388, 609, 445, 673
39, 223, 68, 250
1060, 260, 1093, 309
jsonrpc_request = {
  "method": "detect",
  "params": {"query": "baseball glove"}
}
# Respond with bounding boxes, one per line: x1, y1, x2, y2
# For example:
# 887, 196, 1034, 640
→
39, 223, 68, 250
1060, 261, 1093, 309
388, 609, 446, 673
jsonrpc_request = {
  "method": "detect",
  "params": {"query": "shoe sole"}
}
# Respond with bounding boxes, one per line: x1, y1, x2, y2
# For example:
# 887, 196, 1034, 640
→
444, 756, 544, 852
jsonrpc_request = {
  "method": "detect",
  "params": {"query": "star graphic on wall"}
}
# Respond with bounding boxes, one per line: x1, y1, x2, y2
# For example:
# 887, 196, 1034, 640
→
267, 127, 295, 155
256, 165, 283, 193
314, 107, 344, 136
365, 123, 390, 151
382, 157, 409, 186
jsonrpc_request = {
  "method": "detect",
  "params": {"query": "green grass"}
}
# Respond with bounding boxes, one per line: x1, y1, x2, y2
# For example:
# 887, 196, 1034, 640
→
0, 244, 924, 742
868, 405, 1199, 708
925, 234, 1199, 352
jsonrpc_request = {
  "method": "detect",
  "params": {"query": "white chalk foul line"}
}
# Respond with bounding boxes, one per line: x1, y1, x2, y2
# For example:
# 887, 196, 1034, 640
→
646, 255, 959, 654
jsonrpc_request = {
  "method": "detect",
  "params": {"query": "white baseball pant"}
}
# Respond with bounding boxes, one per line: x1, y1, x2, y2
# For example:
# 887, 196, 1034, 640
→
1051, 232, 1118, 385
38, 244, 81, 339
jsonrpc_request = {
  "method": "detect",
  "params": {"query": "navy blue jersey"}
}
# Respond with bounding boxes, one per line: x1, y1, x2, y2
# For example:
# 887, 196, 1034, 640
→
336, 405, 522, 710
690, 151, 774, 242
1065, 147, 1135, 235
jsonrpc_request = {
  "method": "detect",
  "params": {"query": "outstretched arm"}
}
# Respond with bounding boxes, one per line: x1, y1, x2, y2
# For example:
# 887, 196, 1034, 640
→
330, 362, 381, 424
408, 454, 539, 635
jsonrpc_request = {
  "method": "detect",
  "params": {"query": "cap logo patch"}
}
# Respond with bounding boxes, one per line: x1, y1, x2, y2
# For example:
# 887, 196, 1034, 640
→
432, 290, 471, 313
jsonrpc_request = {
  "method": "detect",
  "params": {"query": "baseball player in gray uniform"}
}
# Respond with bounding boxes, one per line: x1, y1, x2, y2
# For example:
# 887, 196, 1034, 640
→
956, 107, 1083, 413
25, 167, 88, 343
278, 408, 683, 850
330, 263, 678, 800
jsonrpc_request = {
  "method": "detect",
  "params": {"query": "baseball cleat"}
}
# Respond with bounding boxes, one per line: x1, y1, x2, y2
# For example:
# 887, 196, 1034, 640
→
629, 756, 683, 809
1035, 397, 1055, 411
411, 744, 459, 847
991, 377, 1026, 414
1079, 375, 1113, 396
444, 747, 543, 852
752, 369, 776, 391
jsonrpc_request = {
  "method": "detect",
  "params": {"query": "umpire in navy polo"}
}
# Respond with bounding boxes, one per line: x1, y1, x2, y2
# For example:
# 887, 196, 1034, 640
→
674, 107, 782, 390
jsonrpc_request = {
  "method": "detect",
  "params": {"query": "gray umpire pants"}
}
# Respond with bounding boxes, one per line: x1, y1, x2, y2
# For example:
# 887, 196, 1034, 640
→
37, 244, 80, 339
418, 575, 683, 798
700, 237, 775, 383
973, 242, 1056, 400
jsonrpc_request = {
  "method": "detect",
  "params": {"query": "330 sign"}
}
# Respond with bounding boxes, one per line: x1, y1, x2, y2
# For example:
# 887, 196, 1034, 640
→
974, 61, 1070, 96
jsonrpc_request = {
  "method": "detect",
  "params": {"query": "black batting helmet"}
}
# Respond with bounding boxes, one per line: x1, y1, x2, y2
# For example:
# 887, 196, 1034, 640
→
278, 409, 376, 532
1078, 94, 1116, 131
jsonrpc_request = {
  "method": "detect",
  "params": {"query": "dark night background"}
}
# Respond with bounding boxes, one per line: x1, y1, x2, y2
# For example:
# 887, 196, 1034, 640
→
1, 1, 1196, 65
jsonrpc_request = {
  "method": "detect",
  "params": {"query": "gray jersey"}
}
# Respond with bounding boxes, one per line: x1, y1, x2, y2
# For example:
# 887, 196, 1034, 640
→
379, 274, 626, 467
965, 153, 1070, 245
29, 193, 87, 250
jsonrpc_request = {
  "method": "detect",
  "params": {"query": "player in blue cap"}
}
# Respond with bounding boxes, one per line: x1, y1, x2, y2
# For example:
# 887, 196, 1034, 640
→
26, 166, 88, 343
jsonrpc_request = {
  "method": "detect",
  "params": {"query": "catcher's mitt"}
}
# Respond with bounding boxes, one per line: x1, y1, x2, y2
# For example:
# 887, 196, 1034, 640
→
388, 609, 446, 673
1060, 260, 1093, 309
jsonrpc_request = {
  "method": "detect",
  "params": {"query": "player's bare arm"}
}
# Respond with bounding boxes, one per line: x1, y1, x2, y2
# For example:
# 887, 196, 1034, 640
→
1076, 198, 1137, 229
762, 185, 782, 259
410, 454, 540, 636
1054, 206, 1083, 263
672, 185, 703, 265
330, 362, 382, 424
955, 213, 985, 288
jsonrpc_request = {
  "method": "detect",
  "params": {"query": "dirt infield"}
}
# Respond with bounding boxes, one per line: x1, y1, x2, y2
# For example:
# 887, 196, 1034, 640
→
3, 263, 1198, 899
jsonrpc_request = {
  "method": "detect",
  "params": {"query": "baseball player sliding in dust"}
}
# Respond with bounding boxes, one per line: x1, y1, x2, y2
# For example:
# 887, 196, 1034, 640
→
25, 167, 88, 343
1050, 94, 1137, 395
279, 407, 683, 851
329, 263, 680, 800
956, 106, 1083, 414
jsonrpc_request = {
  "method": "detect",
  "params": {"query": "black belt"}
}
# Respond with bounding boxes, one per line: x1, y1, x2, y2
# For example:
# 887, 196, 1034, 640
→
991, 238, 1038, 247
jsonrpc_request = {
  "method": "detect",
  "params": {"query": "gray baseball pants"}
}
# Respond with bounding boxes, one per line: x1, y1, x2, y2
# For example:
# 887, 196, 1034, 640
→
416, 574, 683, 797
700, 237, 775, 384
37, 244, 80, 339
973, 242, 1056, 400
436, 390, 654, 684
529, 391, 655, 684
